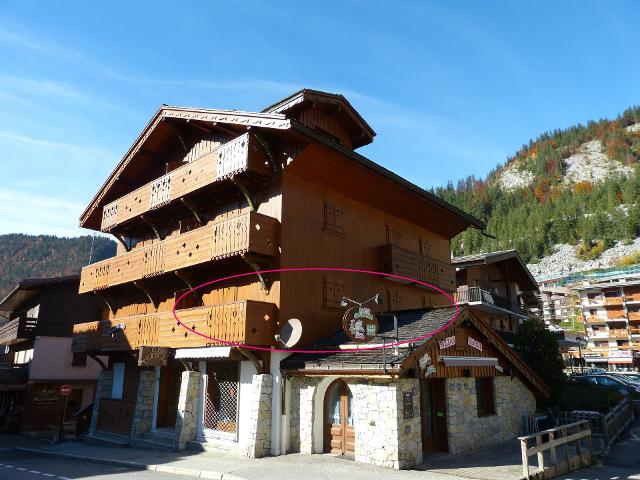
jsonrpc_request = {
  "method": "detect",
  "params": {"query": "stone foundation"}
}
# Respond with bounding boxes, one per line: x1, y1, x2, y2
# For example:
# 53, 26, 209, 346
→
89, 370, 113, 435
131, 370, 156, 440
175, 370, 201, 450
445, 376, 536, 455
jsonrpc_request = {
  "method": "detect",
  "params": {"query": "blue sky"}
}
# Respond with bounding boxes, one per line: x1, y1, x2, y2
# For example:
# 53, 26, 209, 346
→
1, 1, 639, 236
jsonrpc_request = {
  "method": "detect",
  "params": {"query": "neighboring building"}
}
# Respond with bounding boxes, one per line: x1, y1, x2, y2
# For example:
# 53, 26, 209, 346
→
451, 250, 540, 333
538, 286, 577, 326
71, 89, 545, 468
0, 276, 104, 435
576, 279, 640, 371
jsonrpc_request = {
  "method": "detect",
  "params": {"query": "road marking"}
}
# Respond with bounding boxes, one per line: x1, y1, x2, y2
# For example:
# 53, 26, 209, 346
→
17, 467, 27, 471
29, 470, 42, 474
43, 475, 55, 477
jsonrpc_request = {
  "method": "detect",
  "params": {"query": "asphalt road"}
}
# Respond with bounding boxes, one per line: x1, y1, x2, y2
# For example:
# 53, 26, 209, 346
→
0, 448, 177, 480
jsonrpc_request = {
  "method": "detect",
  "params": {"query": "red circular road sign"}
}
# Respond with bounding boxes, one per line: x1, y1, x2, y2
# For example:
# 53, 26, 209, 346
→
60, 384, 72, 397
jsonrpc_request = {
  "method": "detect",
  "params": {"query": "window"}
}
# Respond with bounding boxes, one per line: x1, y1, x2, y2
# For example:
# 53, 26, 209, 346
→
323, 277, 344, 309
475, 377, 495, 415
71, 352, 87, 367
323, 201, 344, 236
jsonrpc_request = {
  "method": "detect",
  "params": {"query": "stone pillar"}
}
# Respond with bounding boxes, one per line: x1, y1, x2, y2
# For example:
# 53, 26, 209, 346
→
131, 370, 156, 440
175, 370, 201, 450
89, 370, 113, 435
288, 377, 318, 453
245, 374, 273, 458
395, 378, 423, 468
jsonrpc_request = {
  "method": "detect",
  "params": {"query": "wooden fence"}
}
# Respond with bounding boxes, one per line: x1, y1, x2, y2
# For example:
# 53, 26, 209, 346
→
518, 420, 592, 479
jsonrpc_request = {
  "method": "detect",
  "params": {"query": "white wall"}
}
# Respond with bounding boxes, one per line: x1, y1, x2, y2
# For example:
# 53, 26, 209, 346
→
28, 336, 103, 381
238, 360, 257, 445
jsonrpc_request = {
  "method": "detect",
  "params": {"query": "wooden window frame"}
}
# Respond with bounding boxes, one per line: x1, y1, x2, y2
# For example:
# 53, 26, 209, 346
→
475, 377, 496, 416
323, 200, 345, 237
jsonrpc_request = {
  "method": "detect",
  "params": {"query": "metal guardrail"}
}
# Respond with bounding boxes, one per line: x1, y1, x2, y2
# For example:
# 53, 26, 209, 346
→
537, 263, 640, 285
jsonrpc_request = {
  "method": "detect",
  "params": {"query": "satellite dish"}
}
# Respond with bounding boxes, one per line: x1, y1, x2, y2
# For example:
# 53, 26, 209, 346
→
275, 318, 303, 348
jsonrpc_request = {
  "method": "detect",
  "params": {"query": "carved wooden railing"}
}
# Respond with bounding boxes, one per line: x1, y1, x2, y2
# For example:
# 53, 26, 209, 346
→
378, 244, 455, 292
0, 317, 38, 345
627, 311, 640, 321
454, 286, 528, 316
80, 211, 279, 293
71, 300, 278, 352
100, 133, 270, 231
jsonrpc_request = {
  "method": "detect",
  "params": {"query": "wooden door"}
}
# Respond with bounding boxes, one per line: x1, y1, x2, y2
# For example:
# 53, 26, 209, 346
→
421, 377, 448, 453
324, 380, 355, 456
156, 361, 182, 429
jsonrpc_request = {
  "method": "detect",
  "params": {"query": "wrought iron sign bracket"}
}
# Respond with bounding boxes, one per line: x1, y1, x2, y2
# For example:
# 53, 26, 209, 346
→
140, 214, 164, 241
179, 197, 204, 225
231, 178, 256, 211
241, 254, 269, 292
133, 281, 160, 309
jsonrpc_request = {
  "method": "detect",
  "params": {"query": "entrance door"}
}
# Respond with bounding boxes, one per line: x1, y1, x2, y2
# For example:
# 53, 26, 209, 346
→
155, 361, 182, 429
323, 380, 355, 456
421, 377, 448, 453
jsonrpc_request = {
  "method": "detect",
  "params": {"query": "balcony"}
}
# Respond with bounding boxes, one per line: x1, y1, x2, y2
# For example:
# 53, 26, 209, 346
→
378, 244, 456, 293
628, 312, 640, 321
453, 286, 528, 317
72, 300, 278, 352
608, 329, 629, 339
604, 297, 624, 306
0, 363, 28, 384
0, 317, 37, 346
586, 316, 607, 324
101, 133, 271, 232
629, 327, 640, 335
79, 211, 279, 293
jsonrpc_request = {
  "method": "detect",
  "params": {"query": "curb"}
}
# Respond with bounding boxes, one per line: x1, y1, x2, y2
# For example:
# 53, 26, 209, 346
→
15, 447, 245, 479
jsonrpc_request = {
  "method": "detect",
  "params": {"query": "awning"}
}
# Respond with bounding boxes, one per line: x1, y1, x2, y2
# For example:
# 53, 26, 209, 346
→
609, 358, 633, 364
174, 346, 231, 360
440, 356, 499, 368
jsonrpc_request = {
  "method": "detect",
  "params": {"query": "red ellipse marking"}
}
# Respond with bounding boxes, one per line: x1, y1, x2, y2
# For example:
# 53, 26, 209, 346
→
173, 267, 459, 354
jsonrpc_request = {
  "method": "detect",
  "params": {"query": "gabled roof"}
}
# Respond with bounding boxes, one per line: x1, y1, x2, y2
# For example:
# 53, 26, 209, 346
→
280, 305, 550, 399
262, 89, 376, 148
452, 249, 538, 291
0, 275, 79, 320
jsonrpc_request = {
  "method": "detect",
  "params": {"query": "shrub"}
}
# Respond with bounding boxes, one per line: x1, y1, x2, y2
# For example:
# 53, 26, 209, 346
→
614, 251, 640, 266
556, 381, 624, 413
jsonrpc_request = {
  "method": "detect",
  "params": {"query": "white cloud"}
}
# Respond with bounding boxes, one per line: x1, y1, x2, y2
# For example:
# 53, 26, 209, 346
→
0, 190, 86, 237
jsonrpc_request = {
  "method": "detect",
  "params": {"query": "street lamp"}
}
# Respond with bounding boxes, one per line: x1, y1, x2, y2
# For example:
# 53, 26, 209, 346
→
576, 336, 588, 374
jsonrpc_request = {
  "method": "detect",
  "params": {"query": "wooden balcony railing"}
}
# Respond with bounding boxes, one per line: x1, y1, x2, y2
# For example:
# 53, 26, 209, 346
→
80, 211, 279, 293
72, 300, 278, 353
0, 363, 29, 384
628, 312, 640, 321
586, 317, 607, 324
101, 133, 270, 231
604, 297, 624, 306
629, 327, 640, 335
454, 286, 528, 317
378, 244, 455, 293
608, 329, 629, 339
0, 317, 38, 346
606, 310, 626, 320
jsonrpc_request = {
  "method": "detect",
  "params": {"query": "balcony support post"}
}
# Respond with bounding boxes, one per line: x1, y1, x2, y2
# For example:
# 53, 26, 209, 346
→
179, 197, 204, 225
93, 291, 117, 315
111, 232, 131, 252
140, 214, 164, 241
253, 133, 279, 174
241, 254, 268, 292
133, 281, 159, 309
234, 346, 264, 374
88, 354, 108, 370
231, 178, 256, 211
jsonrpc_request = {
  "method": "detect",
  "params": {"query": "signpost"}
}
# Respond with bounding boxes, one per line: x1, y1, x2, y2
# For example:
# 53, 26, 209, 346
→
58, 384, 72, 443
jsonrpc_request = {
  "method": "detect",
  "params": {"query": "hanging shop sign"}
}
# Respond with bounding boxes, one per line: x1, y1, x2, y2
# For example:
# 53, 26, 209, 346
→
138, 346, 170, 367
438, 336, 456, 350
343, 306, 379, 342
468, 337, 483, 352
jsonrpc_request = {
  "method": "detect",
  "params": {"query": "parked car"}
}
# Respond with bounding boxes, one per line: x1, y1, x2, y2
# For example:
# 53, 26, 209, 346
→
609, 372, 640, 386
573, 374, 640, 396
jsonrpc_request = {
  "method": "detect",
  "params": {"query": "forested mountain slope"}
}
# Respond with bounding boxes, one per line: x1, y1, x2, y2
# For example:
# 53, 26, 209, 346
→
0, 234, 116, 299
434, 107, 640, 271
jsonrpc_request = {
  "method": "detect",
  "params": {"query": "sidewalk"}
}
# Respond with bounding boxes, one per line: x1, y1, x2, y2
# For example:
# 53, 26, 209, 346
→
0, 434, 475, 480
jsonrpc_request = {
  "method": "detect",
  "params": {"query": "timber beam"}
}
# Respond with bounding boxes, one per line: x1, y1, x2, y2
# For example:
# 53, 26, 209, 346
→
140, 214, 164, 240
93, 291, 117, 314
111, 232, 131, 252
234, 347, 263, 374
253, 133, 279, 174
133, 281, 160, 309
231, 178, 256, 211
241, 254, 270, 292
180, 197, 204, 225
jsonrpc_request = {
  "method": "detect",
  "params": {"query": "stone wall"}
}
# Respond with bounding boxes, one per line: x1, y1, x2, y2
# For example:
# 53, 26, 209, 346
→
445, 376, 536, 455
288, 376, 423, 470
131, 370, 156, 440
175, 370, 201, 450
244, 374, 273, 458
89, 370, 112, 435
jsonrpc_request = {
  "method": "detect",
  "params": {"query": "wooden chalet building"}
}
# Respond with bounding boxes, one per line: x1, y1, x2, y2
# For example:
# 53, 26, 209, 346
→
452, 250, 540, 333
0, 276, 103, 436
72, 89, 547, 467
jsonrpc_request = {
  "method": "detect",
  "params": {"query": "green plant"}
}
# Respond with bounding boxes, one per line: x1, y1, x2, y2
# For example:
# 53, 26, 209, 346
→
614, 251, 640, 266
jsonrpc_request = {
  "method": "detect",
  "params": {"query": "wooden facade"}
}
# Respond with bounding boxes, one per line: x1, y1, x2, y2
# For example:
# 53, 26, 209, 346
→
74, 89, 484, 356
